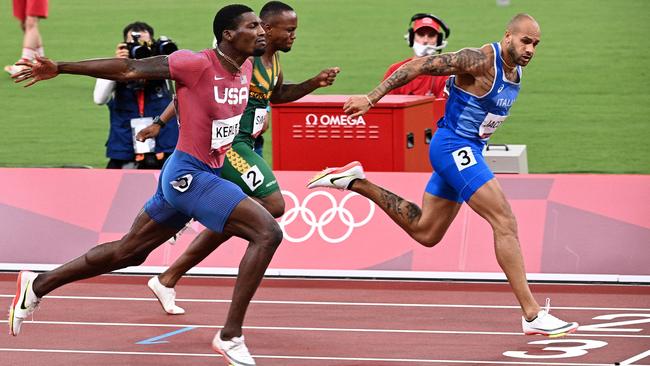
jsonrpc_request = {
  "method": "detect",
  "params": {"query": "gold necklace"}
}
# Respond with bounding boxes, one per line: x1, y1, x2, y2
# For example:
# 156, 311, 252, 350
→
500, 52, 516, 69
216, 45, 247, 84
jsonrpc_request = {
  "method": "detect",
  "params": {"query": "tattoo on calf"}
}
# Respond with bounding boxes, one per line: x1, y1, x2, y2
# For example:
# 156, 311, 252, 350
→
379, 187, 422, 224
406, 203, 421, 223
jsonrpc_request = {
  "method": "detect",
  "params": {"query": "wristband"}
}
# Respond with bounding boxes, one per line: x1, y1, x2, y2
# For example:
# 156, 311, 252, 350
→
365, 95, 375, 107
152, 115, 166, 127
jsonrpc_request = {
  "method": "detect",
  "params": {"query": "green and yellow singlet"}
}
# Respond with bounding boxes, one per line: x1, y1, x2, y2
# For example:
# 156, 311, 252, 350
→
233, 54, 281, 147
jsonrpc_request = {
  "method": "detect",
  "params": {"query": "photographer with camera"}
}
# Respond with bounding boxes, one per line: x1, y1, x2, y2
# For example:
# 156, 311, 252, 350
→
93, 21, 179, 169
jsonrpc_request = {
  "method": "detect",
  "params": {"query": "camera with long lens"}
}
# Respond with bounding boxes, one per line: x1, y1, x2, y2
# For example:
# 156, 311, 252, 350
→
154, 36, 178, 56
125, 32, 178, 59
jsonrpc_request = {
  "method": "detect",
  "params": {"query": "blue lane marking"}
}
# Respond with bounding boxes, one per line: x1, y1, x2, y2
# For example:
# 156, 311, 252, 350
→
136, 326, 196, 345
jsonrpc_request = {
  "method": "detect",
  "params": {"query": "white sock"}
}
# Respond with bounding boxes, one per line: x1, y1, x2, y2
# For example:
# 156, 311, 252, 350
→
37, 46, 45, 57
20, 47, 38, 61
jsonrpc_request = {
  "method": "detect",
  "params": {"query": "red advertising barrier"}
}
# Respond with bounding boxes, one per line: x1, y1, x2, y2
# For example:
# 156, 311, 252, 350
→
0, 168, 649, 282
271, 95, 446, 172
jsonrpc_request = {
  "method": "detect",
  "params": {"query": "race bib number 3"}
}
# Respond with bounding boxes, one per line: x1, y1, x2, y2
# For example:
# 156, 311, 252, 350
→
211, 114, 242, 152
453, 147, 477, 171
241, 165, 264, 191
252, 108, 267, 137
478, 112, 507, 139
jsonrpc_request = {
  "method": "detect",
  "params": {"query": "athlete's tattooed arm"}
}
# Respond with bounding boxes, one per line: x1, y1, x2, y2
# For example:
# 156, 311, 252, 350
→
367, 48, 488, 103
343, 48, 488, 118
13, 55, 171, 87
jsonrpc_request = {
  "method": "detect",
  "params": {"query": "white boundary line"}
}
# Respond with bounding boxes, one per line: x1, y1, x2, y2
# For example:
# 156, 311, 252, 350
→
2, 263, 649, 283
1, 294, 648, 312
0, 348, 643, 365
0, 320, 648, 339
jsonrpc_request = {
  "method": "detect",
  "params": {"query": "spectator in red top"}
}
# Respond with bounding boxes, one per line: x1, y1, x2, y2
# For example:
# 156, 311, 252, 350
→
383, 13, 451, 98
4, 0, 49, 75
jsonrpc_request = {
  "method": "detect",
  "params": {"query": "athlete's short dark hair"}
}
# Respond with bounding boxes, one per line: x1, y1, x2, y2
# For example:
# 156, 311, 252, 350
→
260, 1, 294, 21
122, 21, 154, 42
213, 4, 254, 43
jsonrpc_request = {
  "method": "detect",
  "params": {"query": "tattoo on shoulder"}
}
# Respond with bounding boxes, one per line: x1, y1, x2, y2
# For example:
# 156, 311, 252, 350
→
421, 48, 488, 76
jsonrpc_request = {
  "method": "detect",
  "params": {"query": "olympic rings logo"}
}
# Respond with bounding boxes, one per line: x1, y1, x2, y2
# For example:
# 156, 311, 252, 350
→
279, 190, 375, 243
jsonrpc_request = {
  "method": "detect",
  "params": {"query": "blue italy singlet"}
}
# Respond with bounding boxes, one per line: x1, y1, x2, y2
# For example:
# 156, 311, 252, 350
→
425, 42, 522, 202
440, 42, 521, 142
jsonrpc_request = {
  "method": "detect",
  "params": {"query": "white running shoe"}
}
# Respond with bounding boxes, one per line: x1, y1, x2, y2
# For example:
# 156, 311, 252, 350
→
147, 276, 185, 315
4, 62, 27, 76
8, 271, 41, 336
522, 298, 579, 338
212, 330, 256, 366
307, 161, 365, 190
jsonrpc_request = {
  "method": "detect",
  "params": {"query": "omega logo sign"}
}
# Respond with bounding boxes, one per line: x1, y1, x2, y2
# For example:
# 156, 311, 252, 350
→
305, 114, 367, 126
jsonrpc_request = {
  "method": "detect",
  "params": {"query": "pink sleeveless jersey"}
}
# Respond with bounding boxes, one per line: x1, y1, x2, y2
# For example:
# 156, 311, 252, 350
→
168, 49, 253, 168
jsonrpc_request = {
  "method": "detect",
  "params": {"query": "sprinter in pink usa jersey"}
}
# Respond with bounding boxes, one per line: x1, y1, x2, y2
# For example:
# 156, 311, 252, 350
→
10, 5, 277, 365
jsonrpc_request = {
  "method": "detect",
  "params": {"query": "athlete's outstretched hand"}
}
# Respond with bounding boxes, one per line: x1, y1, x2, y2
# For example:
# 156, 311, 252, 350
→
12, 56, 59, 87
343, 95, 373, 118
313, 67, 340, 87
136, 124, 161, 142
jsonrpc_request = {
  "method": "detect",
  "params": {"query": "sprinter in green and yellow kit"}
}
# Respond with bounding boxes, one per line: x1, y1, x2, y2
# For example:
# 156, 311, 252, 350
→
137, 1, 340, 315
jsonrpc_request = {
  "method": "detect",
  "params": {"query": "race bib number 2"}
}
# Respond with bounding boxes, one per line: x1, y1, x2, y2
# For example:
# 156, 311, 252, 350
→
241, 165, 264, 191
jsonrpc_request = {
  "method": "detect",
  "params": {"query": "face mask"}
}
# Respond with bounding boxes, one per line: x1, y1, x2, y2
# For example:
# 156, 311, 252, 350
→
412, 41, 439, 57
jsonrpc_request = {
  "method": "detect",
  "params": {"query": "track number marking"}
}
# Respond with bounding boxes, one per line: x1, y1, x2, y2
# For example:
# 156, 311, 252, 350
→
619, 349, 650, 365
503, 339, 607, 359
579, 313, 650, 332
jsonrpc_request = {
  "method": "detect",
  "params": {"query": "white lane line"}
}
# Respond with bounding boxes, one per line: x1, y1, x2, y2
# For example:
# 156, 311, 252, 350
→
0, 320, 647, 338
0, 348, 637, 365
0, 294, 648, 312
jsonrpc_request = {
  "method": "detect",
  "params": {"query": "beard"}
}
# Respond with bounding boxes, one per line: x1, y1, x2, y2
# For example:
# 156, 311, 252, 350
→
506, 44, 523, 66
252, 46, 265, 57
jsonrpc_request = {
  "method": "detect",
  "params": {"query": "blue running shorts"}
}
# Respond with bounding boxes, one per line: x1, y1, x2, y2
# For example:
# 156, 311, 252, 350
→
144, 150, 248, 233
425, 127, 495, 203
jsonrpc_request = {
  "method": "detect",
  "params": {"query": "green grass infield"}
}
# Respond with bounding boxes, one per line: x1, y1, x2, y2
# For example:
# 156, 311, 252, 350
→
1, 0, 648, 173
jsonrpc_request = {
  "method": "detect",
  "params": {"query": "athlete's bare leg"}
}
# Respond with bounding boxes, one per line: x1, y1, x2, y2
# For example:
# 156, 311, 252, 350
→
218, 197, 283, 339
257, 190, 285, 218
157, 190, 285, 288
466, 178, 540, 319
349, 179, 462, 246
349, 177, 540, 319
31, 209, 178, 297
22, 17, 42, 52
157, 230, 229, 287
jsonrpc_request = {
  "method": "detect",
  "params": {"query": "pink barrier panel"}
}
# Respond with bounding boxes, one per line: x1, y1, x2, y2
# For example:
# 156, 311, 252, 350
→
0, 168, 648, 277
